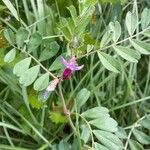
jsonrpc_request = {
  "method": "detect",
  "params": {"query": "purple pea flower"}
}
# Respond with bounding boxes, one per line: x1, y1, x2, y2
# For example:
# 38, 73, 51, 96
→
61, 56, 84, 80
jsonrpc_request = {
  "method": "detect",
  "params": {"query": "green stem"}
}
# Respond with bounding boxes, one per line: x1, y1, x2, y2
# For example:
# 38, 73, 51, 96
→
78, 26, 150, 59
58, 82, 77, 135
124, 116, 146, 150
73, 113, 95, 149
110, 96, 150, 111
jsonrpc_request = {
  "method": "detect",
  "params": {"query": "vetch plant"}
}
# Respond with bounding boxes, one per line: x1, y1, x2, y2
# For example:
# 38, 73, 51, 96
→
0, 0, 150, 149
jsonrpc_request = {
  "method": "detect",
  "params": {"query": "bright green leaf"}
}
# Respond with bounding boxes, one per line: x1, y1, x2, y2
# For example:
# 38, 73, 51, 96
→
143, 29, 150, 37
84, 0, 98, 7
76, 6, 95, 37
67, 5, 77, 25
29, 90, 44, 109
50, 112, 68, 124
49, 55, 64, 71
115, 127, 127, 139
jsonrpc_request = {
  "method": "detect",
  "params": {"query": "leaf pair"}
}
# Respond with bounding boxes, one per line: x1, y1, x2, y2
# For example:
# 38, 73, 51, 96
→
81, 107, 123, 149
13, 58, 39, 86
16, 27, 42, 52
13, 58, 49, 91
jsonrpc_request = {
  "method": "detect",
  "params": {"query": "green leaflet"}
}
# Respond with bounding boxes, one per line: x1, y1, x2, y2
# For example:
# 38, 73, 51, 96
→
100, 31, 112, 48
141, 8, 150, 30
4, 48, 16, 63
58, 140, 69, 150
76, 88, 90, 109
19, 65, 40, 86
129, 140, 144, 150
39, 41, 60, 61
93, 130, 124, 148
133, 129, 150, 145
33, 73, 49, 91
98, 52, 121, 73
16, 27, 29, 48
81, 125, 90, 144
94, 142, 109, 150
4, 28, 14, 45
109, 21, 121, 43
89, 116, 118, 132
140, 115, 150, 130
130, 39, 150, 55
93, 131, 119, 150
125, 12, 138, 36
81, 106, 109, 119
13, 57, 31, 77
113, 46, 140, 63
28, 32, 42, 52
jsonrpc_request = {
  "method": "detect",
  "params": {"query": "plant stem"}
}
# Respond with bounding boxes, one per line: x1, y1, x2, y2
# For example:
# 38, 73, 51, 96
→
124, 116, 146, 150
58, 82, 77, 135
78, 26, 150, 59
73, 113, 95, 149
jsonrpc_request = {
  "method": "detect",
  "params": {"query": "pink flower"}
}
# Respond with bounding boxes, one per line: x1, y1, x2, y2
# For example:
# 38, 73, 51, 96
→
43, 78, 59, 99
61, 56, 84, 80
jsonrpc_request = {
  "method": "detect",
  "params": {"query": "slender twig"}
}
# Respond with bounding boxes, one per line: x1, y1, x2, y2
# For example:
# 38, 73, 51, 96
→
124, 116, 146, 150
77, 26, 150, 59
58, 82, 77, 135
73, 113, 95, 150
23, 50, 57, 79
110, 96, 150, 111
12, 45, 58, 79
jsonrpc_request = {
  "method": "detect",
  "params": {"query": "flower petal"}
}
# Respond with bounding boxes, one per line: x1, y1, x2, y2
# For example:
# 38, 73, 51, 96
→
74, 65, 84, 71
63, 68, 72, 80
69, 56, 76, 65
61, 57, 68, 67
43, 90, 49, 99
47, 79, 59, 92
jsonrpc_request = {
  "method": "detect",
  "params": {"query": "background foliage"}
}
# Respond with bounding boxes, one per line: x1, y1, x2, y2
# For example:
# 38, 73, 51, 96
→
0, 0, 150, 149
